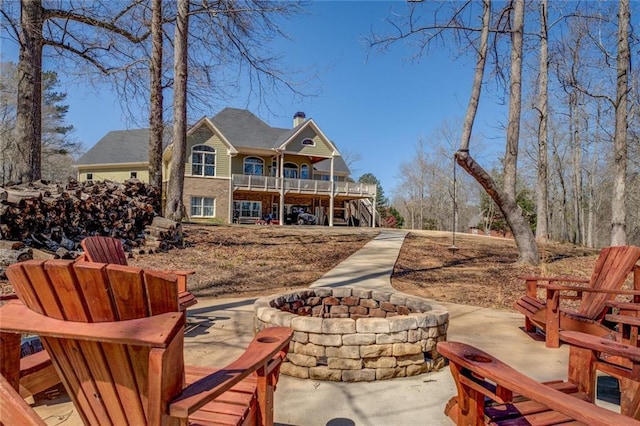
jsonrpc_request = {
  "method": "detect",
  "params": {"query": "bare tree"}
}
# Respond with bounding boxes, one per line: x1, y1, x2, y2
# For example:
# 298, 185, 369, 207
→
611, 0, 630, 245
165, 0, 189, 221
2, 0, 149, 183
370, 0, 539, 263
148, 0, 163, 196
535, 0, 549, 242
14, 0, 43, 182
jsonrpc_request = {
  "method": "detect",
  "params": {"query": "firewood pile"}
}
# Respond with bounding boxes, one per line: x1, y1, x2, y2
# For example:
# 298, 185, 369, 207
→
0, 178, 183, 260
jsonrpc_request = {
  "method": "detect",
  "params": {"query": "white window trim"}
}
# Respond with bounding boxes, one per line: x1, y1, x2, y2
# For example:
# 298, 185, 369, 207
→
243, 156, 265, 176
301, 138, 315, 147
233, 200, 262, 218
283, 162, 299, 179
190, 196, 216, 218
300, 163, 310, 180
191, 145, 216, 177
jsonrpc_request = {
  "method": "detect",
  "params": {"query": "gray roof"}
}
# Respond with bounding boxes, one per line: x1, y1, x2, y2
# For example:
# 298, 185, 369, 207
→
210, 108, 349, 174
77, 108, 350, 175
314, 157, 350, 174
76, 129, 170, 165
210, 107, 292, 150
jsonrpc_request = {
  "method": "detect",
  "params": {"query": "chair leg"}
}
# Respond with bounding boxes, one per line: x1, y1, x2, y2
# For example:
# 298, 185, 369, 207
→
0, 332, 21, 391
524, 317, 537, 333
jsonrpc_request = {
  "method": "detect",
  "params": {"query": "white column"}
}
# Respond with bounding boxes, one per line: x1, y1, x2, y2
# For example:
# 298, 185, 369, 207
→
329, 155, 335, 227
372, 186, 377, 228
228, 152, 234, 224
279, 152, 285, 225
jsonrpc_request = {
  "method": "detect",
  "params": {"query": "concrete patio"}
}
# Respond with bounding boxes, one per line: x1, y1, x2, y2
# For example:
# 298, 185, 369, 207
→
29, 229, 619, 425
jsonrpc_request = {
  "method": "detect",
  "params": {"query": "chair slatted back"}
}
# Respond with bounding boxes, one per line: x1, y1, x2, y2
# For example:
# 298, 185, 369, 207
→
579, 246, 640, 319
81, 236, 129, 265
6, 260, 182, 425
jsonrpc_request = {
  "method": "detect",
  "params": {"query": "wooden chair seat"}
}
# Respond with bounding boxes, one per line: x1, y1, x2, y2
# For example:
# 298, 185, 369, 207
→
80, 235, 198, 311
0, 260, 293, 425
514, 245, 640, 347
437, 340, 640, 425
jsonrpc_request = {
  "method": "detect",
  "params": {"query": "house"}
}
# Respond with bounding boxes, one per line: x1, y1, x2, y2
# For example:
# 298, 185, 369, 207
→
75, 108, 377, 226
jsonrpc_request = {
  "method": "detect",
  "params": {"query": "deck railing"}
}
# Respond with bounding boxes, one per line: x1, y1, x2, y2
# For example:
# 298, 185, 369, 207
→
232, 175, 376, 198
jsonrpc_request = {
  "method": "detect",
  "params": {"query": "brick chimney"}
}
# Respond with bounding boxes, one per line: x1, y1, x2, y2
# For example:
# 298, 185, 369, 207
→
293, 111, 306, 127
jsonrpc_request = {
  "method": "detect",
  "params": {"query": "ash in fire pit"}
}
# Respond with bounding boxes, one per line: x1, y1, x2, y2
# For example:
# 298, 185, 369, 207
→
254, 287, 448, 382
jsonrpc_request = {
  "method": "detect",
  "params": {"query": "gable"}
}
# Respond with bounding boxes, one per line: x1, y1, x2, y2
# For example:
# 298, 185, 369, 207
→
278, 120, 337, 159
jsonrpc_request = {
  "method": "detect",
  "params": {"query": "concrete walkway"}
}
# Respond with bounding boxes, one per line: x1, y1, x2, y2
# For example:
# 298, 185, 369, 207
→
31, 229, 614, 425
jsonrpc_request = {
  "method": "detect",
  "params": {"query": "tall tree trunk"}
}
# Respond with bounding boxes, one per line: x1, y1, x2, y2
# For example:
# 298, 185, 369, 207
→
454, 0, 538, 264
535, 0, 549, 242
149, 0, 164, 208
16, 0, 43, 182
570, 93, 583, 244
611, 0, 630, 246
165, 0, 189, 221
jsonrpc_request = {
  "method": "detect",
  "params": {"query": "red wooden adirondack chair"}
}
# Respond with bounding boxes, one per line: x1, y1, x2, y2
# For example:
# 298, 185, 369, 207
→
514, 245, 640, 347
0, 259, 292, 425
81, 235, 197, 311
438, 337, 640, 425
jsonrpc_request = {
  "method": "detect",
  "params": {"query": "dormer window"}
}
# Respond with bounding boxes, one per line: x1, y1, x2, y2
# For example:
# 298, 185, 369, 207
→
301, 138, 315, 147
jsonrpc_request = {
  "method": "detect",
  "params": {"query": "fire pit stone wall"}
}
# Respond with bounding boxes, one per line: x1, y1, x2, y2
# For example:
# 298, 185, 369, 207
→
254, 287, 449, 382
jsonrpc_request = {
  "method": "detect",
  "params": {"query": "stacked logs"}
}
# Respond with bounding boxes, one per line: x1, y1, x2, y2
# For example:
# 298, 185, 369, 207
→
0, 178, 174, 255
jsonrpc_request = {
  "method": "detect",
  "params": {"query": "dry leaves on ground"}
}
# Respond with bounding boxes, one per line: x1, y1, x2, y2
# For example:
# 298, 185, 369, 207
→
392, 231, 601, 311
130, 224, 379, 298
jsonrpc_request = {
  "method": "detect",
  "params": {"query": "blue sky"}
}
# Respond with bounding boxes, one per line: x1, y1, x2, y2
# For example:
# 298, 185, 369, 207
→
2, 1, 507, 195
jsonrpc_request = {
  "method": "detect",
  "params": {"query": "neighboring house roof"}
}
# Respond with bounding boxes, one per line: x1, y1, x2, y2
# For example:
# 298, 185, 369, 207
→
75, 129, 170, 166
77, 108, 349, 174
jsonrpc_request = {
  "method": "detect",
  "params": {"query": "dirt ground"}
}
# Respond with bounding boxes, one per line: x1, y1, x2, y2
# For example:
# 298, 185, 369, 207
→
131, 224, 604, 312
129, 224, 379, 298
3, 225, 608, 312
392, 230, 601, 311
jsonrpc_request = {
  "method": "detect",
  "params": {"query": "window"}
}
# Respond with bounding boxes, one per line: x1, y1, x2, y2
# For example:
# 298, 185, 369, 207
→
86, 173, 93, 180
191, 197, 215, 217
300, 164, 310, 179
320, 174, 330, 181
301, 138, 315, 147
233, 200, 262, 218
130, 171, 137, 179
243, 157, 264, 176
191, 145, 215, 176
283, 162, 298, 179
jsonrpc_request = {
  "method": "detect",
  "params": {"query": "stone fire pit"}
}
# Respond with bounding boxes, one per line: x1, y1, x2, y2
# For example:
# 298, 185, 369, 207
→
253, 287, 449, 382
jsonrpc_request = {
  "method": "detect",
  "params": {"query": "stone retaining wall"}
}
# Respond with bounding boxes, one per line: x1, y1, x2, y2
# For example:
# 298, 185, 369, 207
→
253, 287, 449, 382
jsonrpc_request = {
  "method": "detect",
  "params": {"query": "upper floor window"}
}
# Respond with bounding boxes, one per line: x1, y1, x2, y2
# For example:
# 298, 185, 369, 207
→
283, 162, 298, 179
86, 173, 93, 180
300, 164, 310, 179
130, 171, 137, 179
192, 145, 215, 176
244, 157, 264, 176
301, 138, 315, 147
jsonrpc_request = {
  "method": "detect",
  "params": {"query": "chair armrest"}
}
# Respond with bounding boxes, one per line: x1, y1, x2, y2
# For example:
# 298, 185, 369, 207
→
605, 301, 640, 311
169, 326, 293, 418
560, 330, 640, 362
541, 284, 640, 296
0, 301, 184, 347
437, 341, 640, 425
